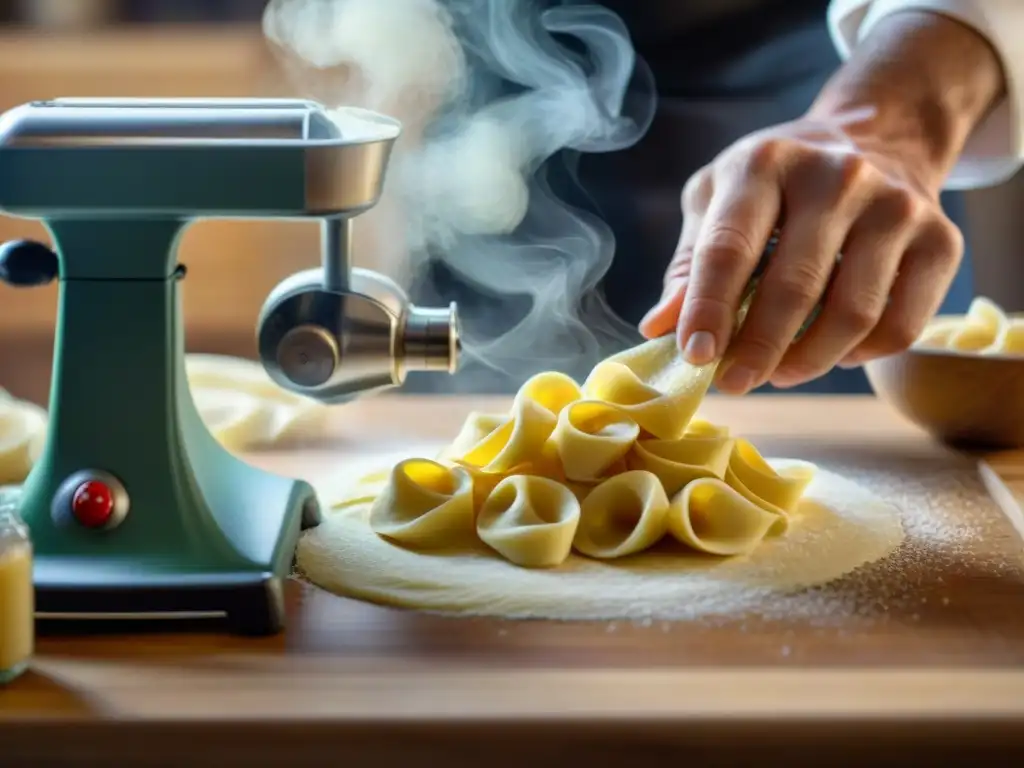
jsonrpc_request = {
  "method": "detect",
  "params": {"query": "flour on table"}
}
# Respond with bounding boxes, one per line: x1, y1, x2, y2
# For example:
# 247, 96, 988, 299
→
299, 455, 904, 621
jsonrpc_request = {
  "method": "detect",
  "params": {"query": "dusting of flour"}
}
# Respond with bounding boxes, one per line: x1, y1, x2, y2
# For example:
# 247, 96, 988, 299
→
298, 456, 906, 621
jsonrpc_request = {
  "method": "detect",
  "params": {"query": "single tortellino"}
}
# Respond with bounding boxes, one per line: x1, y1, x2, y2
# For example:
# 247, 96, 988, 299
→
725, 439, 815, 516
438, 411, 508, 462
551, 400, 640, 482
459, 397, 557, 472
477, 475, 580, 568
582, 336, 716, 440
668, 477, 783, 556
627, 433, 734, 497
459, 372, 581, 473
573, 470, 670, 559
515, 370, 582, 415
369, 459, 475, 547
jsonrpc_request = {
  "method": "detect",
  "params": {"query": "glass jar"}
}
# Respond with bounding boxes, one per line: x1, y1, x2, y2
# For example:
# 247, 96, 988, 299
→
0, 487, 33, 684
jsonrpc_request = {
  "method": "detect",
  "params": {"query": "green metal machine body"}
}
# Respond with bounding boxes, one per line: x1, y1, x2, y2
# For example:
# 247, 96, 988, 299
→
0, 98, 459, 635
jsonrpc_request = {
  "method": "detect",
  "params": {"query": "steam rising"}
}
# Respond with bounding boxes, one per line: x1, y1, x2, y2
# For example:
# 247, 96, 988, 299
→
264, 0, 655, 388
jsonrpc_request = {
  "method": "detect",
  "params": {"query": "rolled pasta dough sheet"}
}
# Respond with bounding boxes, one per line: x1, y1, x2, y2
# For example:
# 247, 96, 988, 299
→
0, 354, 329, 485
299, 458, 905, 621
186, 354, 327, 450
0, 391, 47, 486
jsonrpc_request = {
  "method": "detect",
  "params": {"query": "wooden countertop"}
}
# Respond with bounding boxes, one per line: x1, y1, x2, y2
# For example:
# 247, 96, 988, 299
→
3, 395, 1024, 765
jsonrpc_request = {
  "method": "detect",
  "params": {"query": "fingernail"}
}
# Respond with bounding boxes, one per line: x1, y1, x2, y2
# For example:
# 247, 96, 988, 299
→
718, 364, 757, 393
683, 331, 717, 365
770, 372, 800, 388
837, 357, 860, 369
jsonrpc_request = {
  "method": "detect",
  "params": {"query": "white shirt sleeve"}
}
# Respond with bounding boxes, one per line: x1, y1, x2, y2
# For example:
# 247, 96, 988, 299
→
827, 0, 1024, 190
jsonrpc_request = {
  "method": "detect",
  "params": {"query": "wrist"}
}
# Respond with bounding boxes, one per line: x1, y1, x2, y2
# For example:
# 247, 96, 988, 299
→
808, 10, 1005, 189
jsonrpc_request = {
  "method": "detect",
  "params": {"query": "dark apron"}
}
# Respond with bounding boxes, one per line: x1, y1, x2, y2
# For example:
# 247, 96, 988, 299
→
406, 1, 974, 395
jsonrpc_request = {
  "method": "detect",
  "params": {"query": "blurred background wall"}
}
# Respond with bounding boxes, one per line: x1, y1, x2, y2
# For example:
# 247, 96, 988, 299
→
0, 0, 1021, 403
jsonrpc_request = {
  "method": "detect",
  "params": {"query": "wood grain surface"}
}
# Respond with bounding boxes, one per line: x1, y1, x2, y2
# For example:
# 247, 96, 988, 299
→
2, 395, 1024, 766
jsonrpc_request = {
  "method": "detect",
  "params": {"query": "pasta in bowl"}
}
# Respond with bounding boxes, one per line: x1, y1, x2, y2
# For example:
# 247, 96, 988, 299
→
865, 297, 1024, 449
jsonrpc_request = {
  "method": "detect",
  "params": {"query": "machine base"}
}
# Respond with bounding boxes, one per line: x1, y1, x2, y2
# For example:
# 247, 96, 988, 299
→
33, 567, 288, 636
11, 229, 328, 637
8, 474, 322, 637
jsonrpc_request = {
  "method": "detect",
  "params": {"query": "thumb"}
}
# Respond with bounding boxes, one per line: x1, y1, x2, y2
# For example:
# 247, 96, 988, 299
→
639, 275, 687, 338
639, 206, 702, 340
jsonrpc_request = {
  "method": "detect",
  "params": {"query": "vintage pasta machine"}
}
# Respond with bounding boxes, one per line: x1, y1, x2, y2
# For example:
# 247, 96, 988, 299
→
0, 98, 460, 635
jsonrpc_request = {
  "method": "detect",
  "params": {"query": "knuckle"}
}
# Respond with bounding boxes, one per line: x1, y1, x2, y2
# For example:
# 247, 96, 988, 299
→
684, 295, 734, 333
930, 217, 965, 259
774, 278, 820, 308
878, 187, 921, 223
837, 152, 872, 191
742, 138, 786, 176
769, 263, 826, 307
875, 317, 922, 353
665, 255, 693, 283
682, 171, 711, 210
787, 149, 823, 182
699, 226, 759, 269
830, 297, 879, 334
735, 332, 787, 369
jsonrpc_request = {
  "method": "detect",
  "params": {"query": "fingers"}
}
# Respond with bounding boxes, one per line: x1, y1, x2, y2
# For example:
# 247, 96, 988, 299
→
645, 127, 962, 389
842, 217, 963, 364
715, 211, 834, 392
717, 152, 870, 393
676, 152, 782, 366
638, 270, 688, 339
639, 172, 711, 339
769, 188, 918, 387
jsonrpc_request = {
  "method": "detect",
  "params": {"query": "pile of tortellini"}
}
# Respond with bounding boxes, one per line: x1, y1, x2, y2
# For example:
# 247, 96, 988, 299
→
0, 355, 326, 485
916, 296, 1024, 354
367, 337, 817, 569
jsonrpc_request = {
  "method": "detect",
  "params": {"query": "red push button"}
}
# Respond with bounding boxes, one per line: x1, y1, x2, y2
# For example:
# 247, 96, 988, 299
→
70, 480, 115, 528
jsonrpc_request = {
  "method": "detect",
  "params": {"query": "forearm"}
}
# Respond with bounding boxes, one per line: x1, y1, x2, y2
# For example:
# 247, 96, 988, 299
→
810, 10, 1006, 186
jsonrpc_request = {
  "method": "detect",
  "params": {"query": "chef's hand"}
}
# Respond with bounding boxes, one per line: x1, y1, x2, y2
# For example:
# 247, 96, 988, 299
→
637, 10, 1004, 395
638, 115, 963, 394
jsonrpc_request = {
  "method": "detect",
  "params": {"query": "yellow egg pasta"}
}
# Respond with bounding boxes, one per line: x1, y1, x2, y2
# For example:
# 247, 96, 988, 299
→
916, 296, 1024, 355
725, 439, 815, 517
581, 336, 716, 439
668, 477, 784, 556
356, 335, 819, 568
369, 459, 475, 546
551, 400, 639, 482
626, 433, 733, 496
436, 411, 508, 462
477, 476, 580, 568
573, 471, 670, 559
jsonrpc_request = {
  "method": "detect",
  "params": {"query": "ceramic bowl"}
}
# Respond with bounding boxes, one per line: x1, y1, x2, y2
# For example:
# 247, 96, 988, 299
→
864, 346, 1024, 449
